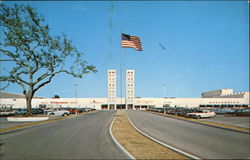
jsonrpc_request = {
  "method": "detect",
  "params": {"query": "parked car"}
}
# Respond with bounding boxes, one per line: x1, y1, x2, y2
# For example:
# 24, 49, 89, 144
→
32, 108, 44, 114
176, 108, 191, 117
225, 109, 250, 117
0, 109, 16, 116
155, 108, 164, 113
67, 108, 82, 114
47, 110, 70, 116
86, 108, 96, 112
167, 108, 180, 115
147, 107, 165, 113
186, 110, 216, 119
15, 108, 28, 115
212, 108, 234, 114
79, 108, 88, 112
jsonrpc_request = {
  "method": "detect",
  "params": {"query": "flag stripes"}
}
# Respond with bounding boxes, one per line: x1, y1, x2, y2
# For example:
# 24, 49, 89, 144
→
121, 33, 142, 51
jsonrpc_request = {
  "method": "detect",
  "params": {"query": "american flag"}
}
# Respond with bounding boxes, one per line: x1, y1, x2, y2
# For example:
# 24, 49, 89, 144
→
121, 33, 142, 51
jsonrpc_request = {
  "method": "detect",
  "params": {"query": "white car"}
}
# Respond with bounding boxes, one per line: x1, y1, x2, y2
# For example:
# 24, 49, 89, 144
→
47, 110, 70, 117
186, 110, 216, 119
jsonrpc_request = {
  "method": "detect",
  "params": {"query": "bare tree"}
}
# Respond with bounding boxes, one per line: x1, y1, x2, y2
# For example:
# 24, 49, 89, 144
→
0, 4, 97, 115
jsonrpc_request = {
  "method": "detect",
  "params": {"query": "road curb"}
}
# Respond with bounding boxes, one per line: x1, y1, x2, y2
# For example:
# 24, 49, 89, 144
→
7, 116, 49, 122
109, 111, 136, 160
126, 111, 200, 160
146, 111, 250, 134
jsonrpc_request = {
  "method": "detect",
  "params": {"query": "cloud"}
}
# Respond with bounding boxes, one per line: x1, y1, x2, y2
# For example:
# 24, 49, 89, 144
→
73, 4, 87, 12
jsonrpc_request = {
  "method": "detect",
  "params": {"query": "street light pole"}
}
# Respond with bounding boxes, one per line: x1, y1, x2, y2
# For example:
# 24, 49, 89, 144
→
74, 84, 78, 115
162, 84, 166, 107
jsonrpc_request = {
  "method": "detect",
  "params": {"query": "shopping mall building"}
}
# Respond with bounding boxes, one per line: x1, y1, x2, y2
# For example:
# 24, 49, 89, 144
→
0, 70, 249, 110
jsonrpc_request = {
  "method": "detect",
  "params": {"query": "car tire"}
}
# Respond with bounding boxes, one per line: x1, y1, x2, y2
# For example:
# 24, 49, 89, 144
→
197, 115, 201, 119
62, 113, 68, 116
49, 113, 54, 116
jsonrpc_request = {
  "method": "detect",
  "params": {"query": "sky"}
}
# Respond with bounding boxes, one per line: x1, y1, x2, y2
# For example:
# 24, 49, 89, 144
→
1, 1, 249, 98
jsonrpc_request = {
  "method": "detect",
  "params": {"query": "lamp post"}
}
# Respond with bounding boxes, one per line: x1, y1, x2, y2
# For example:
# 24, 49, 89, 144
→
162, 84, 166, 107
74, 84, 78, 115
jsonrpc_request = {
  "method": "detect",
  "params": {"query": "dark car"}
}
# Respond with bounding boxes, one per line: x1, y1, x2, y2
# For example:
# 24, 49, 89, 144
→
155, 108, 164, 113
168, 108, 180, 115
32, 108, 44, 114
147, 107, 164, 113
177, 108, 190, 117
225, 109, 250, 117
212, 108, 234, 114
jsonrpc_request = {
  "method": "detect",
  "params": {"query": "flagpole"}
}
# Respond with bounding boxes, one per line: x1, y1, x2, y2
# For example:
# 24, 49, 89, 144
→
121, 33, 142, 110
120, 31, 123, 110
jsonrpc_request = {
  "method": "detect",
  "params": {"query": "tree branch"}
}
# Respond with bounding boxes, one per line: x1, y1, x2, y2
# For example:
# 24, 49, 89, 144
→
33, 74, 55, 93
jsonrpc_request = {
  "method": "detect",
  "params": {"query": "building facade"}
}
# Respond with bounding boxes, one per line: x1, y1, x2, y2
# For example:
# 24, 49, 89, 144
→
0, 90, 249, 110
0, 70, 249, 110
107, 69, 116, 110
126, 70, 135, 110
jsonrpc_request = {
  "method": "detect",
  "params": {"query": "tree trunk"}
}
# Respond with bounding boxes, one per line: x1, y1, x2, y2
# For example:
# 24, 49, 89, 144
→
26, 94, 33, 115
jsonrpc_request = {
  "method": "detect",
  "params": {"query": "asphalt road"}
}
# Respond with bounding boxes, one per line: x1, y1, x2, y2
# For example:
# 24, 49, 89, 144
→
126, 110, 250, 159
202, 115, 250, 128
1, 111, 127, 159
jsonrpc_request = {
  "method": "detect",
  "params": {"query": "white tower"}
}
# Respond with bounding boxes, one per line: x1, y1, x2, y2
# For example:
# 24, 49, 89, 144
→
126, 70, 135, 110
107, 69, 116, 110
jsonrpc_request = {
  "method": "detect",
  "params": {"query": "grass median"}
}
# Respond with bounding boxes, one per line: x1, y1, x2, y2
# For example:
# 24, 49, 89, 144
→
112, 110, 189, 159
